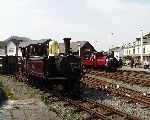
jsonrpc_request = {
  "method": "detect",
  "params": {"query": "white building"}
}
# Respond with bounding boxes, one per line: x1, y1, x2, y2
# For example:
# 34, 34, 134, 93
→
110, 47, 123, 60
122, 33, 150, 64
110, 33, 150, 65
5, 36, 31, 56
123, 43, 135, 56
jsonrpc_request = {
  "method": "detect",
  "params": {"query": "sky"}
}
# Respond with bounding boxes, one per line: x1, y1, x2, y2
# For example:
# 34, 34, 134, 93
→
0, 0, 150, 51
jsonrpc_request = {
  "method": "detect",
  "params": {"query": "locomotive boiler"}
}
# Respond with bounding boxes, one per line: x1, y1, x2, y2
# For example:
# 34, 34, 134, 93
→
20, 38, 82, 95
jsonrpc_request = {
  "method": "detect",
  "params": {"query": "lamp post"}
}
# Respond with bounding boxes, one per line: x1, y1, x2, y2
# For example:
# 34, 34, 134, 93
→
78, 43, 80, 57
140, 29, 143, 63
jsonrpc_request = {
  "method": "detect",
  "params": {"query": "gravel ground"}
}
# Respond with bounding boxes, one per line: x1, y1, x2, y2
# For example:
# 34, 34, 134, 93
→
87, 74, 150, 95
0, 99, 51, 120
120, 66, 150, 73
0, 75, 82, 120
81, 87, 150, 120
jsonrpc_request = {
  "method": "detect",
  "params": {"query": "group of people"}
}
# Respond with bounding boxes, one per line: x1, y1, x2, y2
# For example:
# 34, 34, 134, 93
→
129, 57, 150, 69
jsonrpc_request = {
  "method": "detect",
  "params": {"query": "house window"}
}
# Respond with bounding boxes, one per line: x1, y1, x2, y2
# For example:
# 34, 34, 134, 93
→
143, 47, 145, 53
133, 48, 135, 54
137, 47, 139, 53
9, 49, 14, 52
138, 41, 140, 45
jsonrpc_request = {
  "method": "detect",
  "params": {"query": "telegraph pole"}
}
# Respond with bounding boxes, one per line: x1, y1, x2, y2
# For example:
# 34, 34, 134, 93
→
140, 29, 143, 63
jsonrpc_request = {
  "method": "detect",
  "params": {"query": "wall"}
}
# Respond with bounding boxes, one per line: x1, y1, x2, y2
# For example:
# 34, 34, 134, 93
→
135, 46, 141, 55
123, 47, 134, 56
145, 44, 150, 54
123, 48, 128, 56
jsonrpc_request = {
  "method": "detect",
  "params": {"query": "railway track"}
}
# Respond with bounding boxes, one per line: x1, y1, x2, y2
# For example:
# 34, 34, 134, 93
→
82, 75, 150, 107
89, 70, 150, 87
64, 97, 139, 120
3, 74, 140, 120
30, 86, 140, 120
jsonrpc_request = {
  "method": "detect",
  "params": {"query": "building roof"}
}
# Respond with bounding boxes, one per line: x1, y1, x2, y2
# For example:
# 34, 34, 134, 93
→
145, 33, 150, 38
110, 47, 121, 52
59, 41, 92, 53
19, 39, 51, 48
5, 36, 31, 45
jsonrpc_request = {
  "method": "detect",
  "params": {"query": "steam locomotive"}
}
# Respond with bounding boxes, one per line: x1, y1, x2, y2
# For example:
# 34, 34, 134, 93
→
81, 51, 120, 72
19, 38, 82, 95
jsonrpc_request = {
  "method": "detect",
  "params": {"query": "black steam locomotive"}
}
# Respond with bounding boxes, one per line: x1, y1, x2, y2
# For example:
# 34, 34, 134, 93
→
19, 38, 82, 95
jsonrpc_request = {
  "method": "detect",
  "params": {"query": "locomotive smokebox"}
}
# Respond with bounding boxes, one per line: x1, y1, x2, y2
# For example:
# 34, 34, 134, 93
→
63, 38, 71, 54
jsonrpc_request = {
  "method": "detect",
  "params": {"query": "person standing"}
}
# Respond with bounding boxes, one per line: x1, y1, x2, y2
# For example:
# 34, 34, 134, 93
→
130, 57, 134, 68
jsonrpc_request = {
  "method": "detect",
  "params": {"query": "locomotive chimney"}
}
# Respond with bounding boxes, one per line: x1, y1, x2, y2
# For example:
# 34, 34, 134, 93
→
63, 38, 71, 54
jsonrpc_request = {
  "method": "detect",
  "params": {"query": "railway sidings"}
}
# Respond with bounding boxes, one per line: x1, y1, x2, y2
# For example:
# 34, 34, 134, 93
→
82, 75, 150, 106
89, 70, 150, 87
0, 68, 150, 119
81, 69, 150, 120
0, 74, 143, 120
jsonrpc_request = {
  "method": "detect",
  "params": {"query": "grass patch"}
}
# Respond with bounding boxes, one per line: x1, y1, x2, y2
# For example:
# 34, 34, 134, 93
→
3, 87, 16, 100
0, 75, 16, 100
0, 75, 10, 81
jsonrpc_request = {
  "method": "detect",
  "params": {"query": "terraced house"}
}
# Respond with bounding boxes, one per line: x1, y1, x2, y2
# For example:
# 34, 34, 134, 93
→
123, 33, 150, 64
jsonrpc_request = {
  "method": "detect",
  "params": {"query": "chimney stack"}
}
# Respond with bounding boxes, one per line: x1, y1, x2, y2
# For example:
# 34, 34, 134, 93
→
63, 38, 71, 54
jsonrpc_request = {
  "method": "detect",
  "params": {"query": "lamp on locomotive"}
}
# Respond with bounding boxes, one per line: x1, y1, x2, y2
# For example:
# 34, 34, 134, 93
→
48, 41, 59, 56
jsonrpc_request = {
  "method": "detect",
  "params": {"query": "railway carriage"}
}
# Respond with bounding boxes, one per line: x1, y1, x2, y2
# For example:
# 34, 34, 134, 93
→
81, 51, 120, 71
